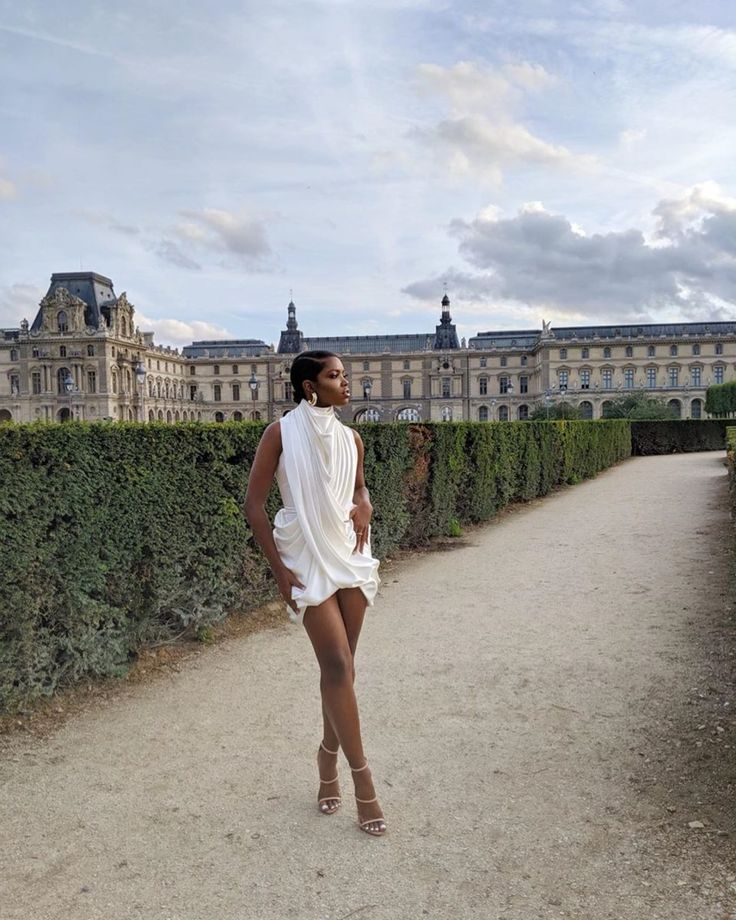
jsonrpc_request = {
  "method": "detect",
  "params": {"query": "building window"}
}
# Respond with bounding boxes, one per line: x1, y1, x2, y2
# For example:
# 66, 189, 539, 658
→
648, 345, 656, 357
59, 346, 67, 358
190, 365, 196, 375
112, 373, 118, 394
521, 355, 528, 366
715, 343, 724, 355
403, 379, 411, 398
403, 359, 410, 370
362, 378, 372, 399
670, 345, 678, 357
646, 368, 657, 388
500, 355, 507, 367
232, 365, 239, 374
668, 399, 682, 418
233, 384, 240, 401
10, 374, 20, 395
602, 347, 611, 359
31, 347, 39, 358
602, 369, 613, 389
31, 371, 41, 394
10, 348, 19, 361
214, 365, 220, 375
580, 369, 591, 390
692, 344, 700, 356
498, 405, 509, 421
87, 344, 95, 356
520, 376, 528, 395
499, 376, 511, 394
668, 367, 679, 387
691, 398, 703, 419
478, 405, 489, 421
57, 311, 68, 333
479, 356, 487, 368
691, 367, 701, 387
624, 368, 634, 388
87, 370, 96, 393
214, 384, 221, 401
442, 377, 451, 398
363, 360, 370, 371
579, 401, 593, 420
559, 348, 567, 359
285, 382, 293, 401
518, 404, 529, 420
715, 365, 724, 384
479, 376, 488, 396
581, 347, 589, 359
625, 346, 633, 357
441, 405, 453, 421
189, 384, 197, 400
559, 370, 569, 388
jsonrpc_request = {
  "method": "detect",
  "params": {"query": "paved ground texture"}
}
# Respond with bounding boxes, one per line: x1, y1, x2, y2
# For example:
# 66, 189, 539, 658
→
1, 451, 736, 920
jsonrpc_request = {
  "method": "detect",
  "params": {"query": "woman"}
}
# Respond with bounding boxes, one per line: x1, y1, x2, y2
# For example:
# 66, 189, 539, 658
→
244, 350, 386, 836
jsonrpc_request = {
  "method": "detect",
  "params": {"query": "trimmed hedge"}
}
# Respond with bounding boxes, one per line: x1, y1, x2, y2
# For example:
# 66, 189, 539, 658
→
705, 381, 736, 417
631, 419, 731, 455
0, 418, 630, 714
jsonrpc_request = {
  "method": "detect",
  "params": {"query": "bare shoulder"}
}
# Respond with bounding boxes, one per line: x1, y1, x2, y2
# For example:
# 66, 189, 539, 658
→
259, 419, 282, 453
351, 427, 363, 448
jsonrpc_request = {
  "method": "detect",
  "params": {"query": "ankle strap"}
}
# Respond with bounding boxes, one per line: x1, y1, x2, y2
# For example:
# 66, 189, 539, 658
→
320, 741, 339, 756
350, 761, 369, 773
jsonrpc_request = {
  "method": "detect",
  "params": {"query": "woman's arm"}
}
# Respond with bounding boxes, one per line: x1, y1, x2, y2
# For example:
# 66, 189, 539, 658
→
350, 429, 373, 554
243, 421, 291, 578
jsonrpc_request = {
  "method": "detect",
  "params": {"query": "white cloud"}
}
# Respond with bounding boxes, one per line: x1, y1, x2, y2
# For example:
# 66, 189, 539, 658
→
413, 60, 595, 185
173, 208, 272, 266
0, 282, 44, 326
0, 176, 16, 200
403, 187, 736, 322
133, 310, 237, 347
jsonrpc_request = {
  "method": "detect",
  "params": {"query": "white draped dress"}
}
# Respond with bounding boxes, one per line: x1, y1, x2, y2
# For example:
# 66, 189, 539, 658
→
272, 397, 381, 624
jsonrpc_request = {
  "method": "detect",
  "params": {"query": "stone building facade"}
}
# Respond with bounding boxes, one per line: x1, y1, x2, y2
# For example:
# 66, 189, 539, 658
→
1, 271, 735, 424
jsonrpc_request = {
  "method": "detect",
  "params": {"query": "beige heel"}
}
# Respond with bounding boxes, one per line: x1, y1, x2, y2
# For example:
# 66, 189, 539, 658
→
317, 742, 341, 815
351, 761, 387, 836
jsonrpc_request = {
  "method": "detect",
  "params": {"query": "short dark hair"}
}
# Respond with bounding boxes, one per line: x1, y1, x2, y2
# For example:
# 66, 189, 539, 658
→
289, 350, 339, 403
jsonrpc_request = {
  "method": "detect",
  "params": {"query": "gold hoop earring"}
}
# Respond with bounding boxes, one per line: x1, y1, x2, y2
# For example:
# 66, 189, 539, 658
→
308, 391, 318, 406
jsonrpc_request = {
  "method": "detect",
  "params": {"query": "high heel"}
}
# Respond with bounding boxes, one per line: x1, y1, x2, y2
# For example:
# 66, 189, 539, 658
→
317, 742, 341, 814
350, 761, 387, 836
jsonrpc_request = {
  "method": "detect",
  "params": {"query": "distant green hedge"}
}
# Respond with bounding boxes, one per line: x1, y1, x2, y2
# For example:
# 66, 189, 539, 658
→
631, 420, 730, 454
705, 381, 736, 416
0, 418, 630, 714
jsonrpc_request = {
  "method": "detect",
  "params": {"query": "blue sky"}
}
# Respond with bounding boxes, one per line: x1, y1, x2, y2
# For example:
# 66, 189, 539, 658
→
2, 0, 736, 348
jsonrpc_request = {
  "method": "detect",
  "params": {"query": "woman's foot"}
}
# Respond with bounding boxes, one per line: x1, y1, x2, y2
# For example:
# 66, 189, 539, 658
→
317, 742, 341, 814
351, 762, 386, 835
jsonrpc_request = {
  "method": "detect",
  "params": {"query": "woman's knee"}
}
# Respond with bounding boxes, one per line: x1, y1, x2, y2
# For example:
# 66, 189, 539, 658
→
319, 647, 354, 685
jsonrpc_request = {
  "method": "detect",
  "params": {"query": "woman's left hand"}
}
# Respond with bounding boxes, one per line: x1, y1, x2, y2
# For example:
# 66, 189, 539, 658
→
348, 500, 373, 554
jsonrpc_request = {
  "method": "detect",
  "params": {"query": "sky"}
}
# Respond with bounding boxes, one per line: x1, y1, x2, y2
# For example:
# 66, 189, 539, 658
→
2, 0, 736, 349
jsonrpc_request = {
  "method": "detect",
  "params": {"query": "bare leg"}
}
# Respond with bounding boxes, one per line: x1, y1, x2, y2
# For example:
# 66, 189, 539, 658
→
304, 593, 385, 833
321, 586, 367, 752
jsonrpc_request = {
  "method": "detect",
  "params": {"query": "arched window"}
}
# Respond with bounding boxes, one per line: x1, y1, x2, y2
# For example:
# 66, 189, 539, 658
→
166, 410, 172, 423
397, 407, 420, 421
57, 311, 68, 333
148, 410, 155, 422
670, 344, 678, 357
691, 398, 703, 419
403, 379, 411, 399
667, 399, 682, 418
625, 345, 633, 357
358, 408, 380, 422
478, 405, 489, 421
10, 348, 19, 361
517, 404, 529, 420
603, 346, 611, 358
601, 400, 614, 418
87, 344, 95, 356
111, 372, 118, 394
647, 345, 655, 357
215, 411, 224, 423
498, 405, 509, 421
479, 376, 488, 396
441, 405, 453, 421
579, 400, 594, 420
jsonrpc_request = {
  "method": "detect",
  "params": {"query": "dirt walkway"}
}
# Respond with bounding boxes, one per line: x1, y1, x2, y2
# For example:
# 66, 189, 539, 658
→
1, 452, 735, 920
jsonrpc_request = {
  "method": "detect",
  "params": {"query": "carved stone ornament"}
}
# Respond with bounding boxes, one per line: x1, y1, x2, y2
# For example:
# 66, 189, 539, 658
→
20, 318, 29, 334
37, 287, 87, 334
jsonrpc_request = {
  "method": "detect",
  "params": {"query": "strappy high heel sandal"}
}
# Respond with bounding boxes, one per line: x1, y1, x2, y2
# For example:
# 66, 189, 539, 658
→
351, 761, 387, 836
317, 742, 341, 815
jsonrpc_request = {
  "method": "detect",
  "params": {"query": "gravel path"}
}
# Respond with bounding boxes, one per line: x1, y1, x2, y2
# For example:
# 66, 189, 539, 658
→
1, 451, 735, 920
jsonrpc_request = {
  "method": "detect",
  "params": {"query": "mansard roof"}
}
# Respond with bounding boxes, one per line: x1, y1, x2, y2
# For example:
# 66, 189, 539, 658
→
300, 333, 434, 354
30, 272, 117, 332
182, 339, 273, 358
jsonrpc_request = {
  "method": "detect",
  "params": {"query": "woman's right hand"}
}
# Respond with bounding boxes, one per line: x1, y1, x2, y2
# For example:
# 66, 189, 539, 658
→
275, 566, 306, 615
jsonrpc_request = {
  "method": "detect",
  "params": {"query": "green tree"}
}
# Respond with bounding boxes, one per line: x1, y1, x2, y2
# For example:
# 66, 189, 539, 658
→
601, 392, 678, 419
529, 401, 581, 421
